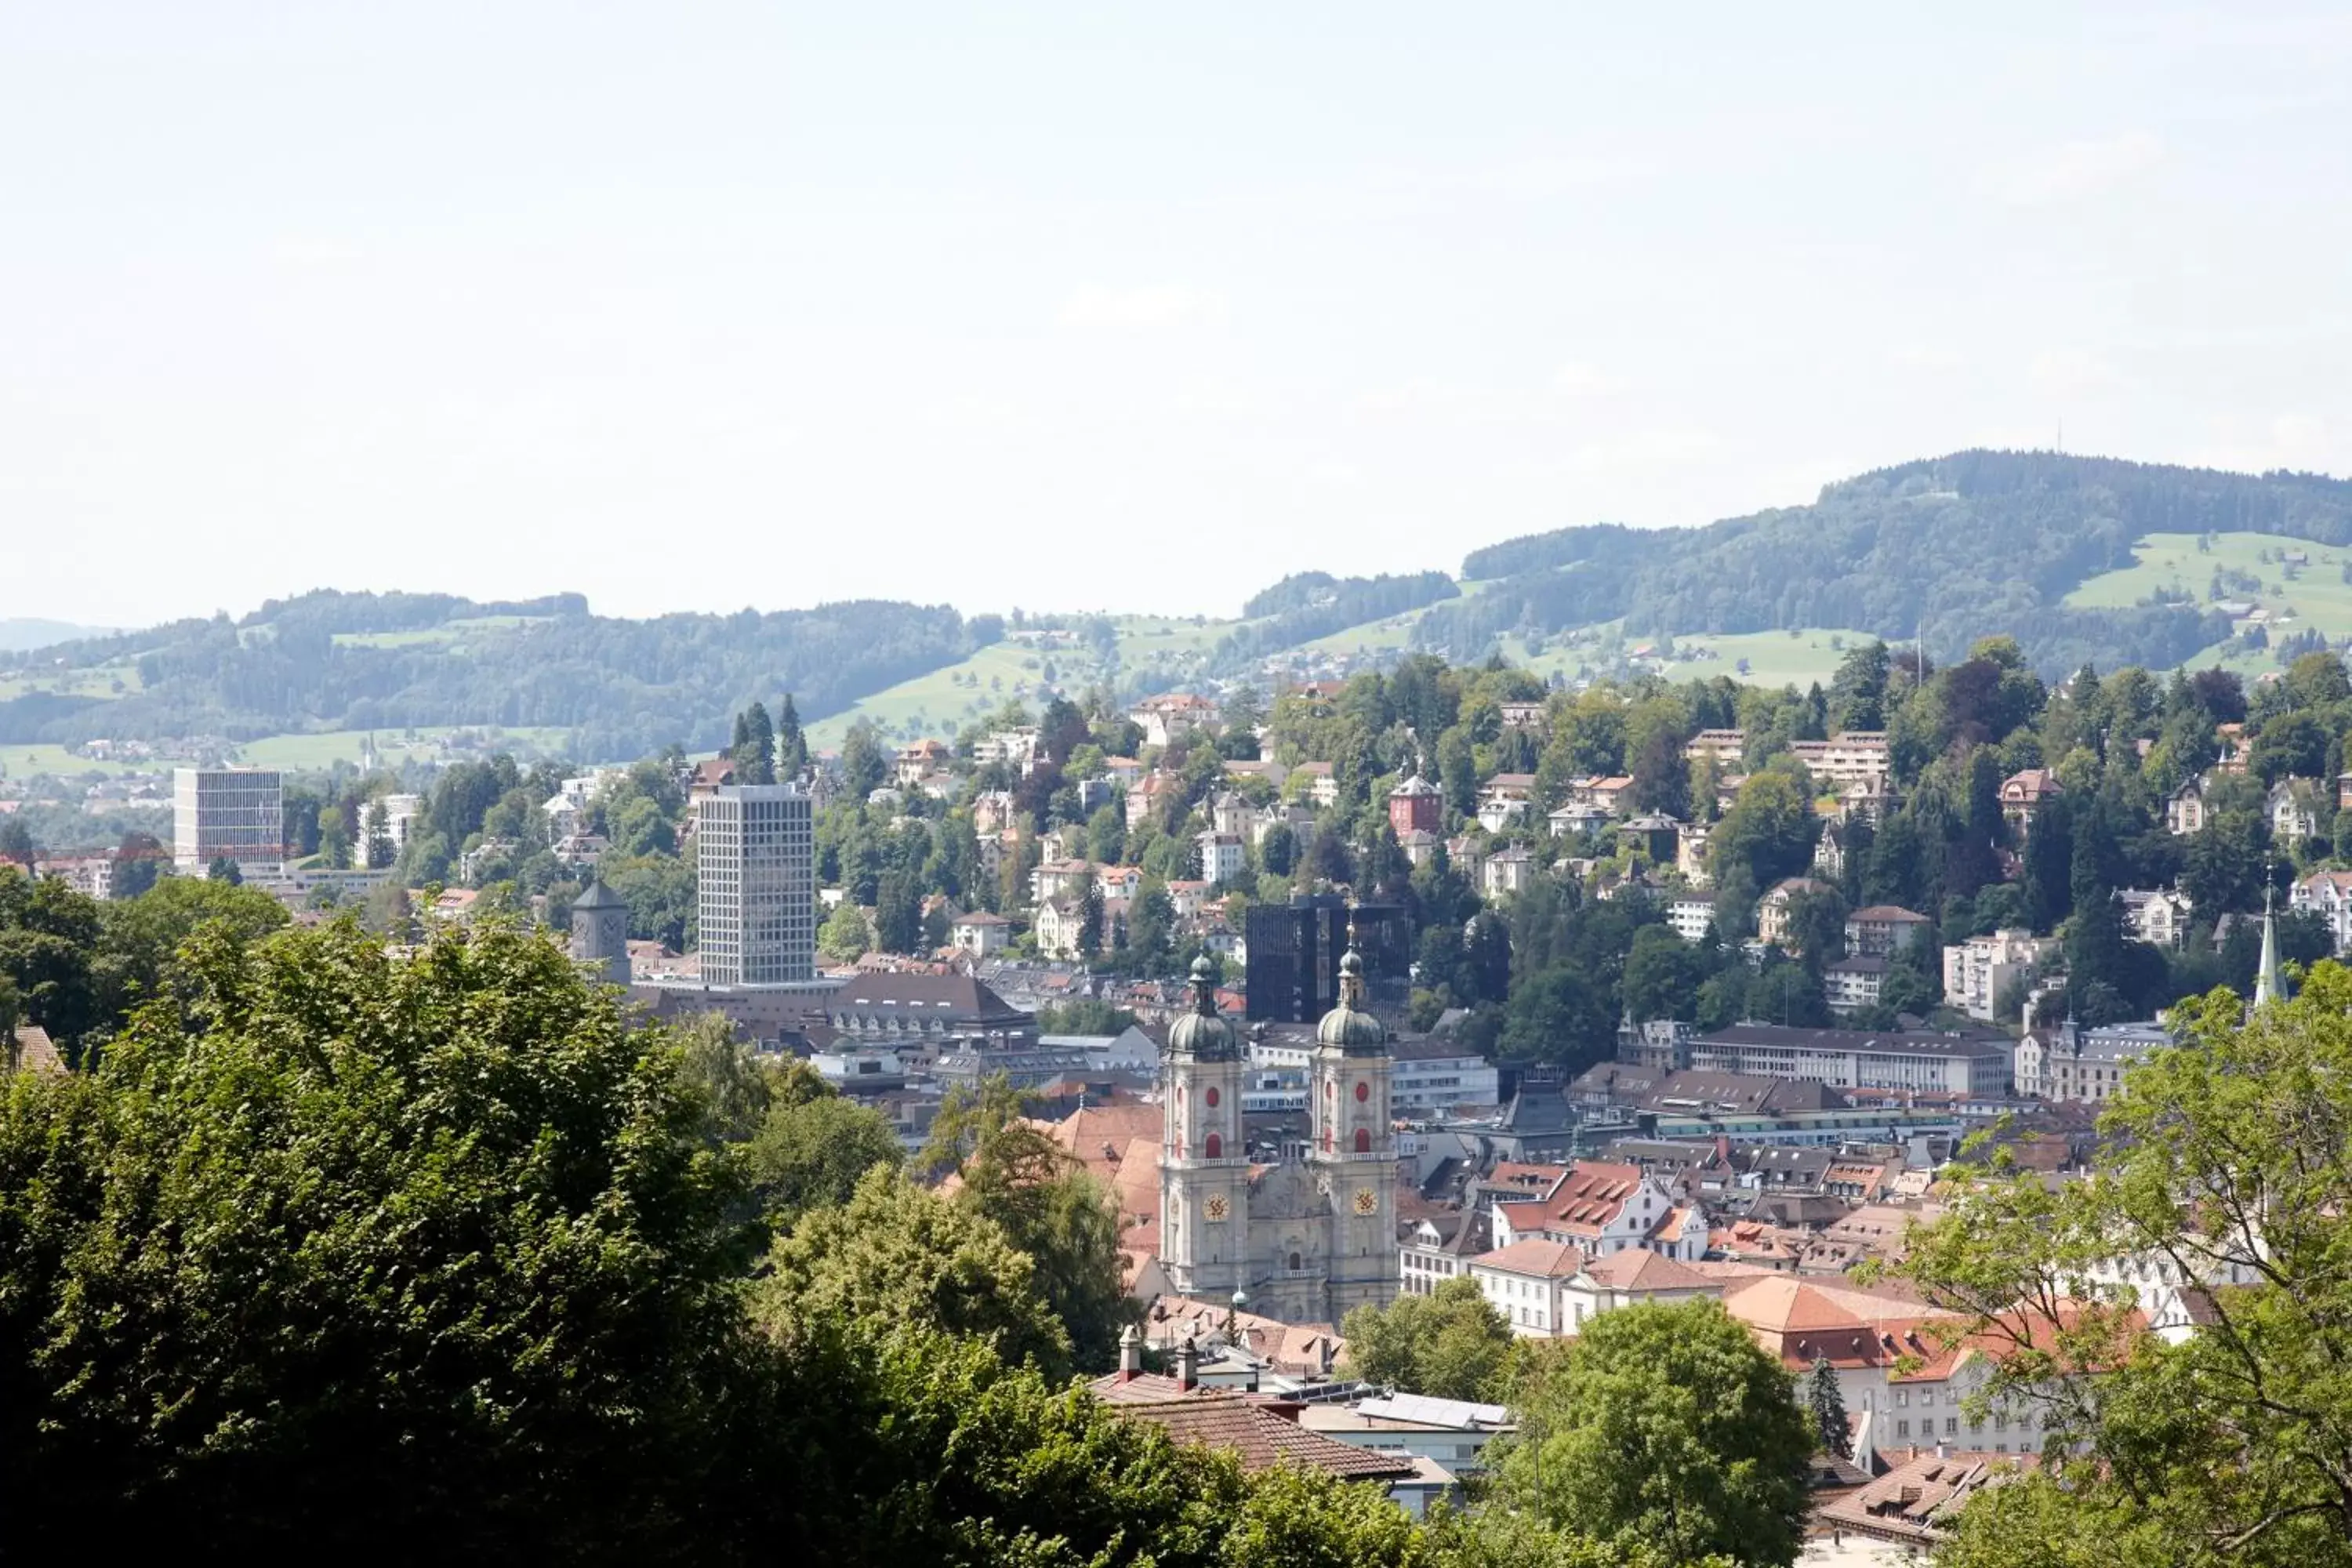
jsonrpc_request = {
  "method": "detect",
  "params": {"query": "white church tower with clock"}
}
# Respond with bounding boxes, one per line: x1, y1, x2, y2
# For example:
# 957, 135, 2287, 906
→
1158, 932, 1397, 1325
1306, 939, 1397, 1322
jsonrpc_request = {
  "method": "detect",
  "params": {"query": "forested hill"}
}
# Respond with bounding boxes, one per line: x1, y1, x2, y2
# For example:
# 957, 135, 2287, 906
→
0, 590, 978, 761
1429, 451, 2352, 673
13, 452, 2352, 760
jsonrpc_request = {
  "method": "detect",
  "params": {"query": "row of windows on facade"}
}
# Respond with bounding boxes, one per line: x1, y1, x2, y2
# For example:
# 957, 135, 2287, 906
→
1890, 1412, 2034, 1446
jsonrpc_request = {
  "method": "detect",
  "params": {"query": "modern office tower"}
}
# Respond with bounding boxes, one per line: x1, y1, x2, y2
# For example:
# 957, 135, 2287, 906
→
172, 767, 286, 879
1243, 895, 1410, 1024
695, 783, 816, 986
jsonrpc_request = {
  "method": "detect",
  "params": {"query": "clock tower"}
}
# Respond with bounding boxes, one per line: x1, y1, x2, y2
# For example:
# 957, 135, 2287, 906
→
1308, 931, 1397, 1321
1159, 955, 1250, 1301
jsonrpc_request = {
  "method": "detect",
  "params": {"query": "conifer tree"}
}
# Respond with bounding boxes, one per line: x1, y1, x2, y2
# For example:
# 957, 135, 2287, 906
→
1807, 1356, 1852, 1458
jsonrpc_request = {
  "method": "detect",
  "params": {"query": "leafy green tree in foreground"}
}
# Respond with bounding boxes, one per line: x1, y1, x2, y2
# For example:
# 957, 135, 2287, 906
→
1491, 1298, 1812, 1568
922, 1076, 1138, 1374
1340, 1276, 1519, 1403
0, 918, 749, 1558
756, 1166, 1071, 1374
1896, 962, 2352, 1568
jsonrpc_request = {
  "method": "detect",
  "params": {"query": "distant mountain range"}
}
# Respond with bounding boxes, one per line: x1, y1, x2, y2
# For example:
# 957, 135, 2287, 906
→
0, 618, 111, 653
6, 450, 2349, 760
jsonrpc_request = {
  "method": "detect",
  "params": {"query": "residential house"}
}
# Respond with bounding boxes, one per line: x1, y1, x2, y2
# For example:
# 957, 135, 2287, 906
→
1399, 827, 1443, 869
1548, 800, 1611, 839
1675, 819, 1714, 884
1196, 830, 1247, 887
1033, 897, 1127, 960
1128, 692, 1220, 749
1399, 1209, 1492, 1298
1567, 775, 1635, 815
971, 789, 1018, 836
949, 910, 1011, 957
973, 728, 1043, 773
1475, 773, 1537, 833
1999, 769, 2063, 834
1943, 928, 2060, 1022
1291, 761, 1338, 808
894, 739, 953, 785
1165, 879, 1213, 919
1845, 904, 1932, 957
2166, 777, 2211, 837
1481, 844, 1535, 899
1665, 895, 1716, 943
1096, 864, 1145, 902
1788, 731, 1893, 789
2270, 779, 2322, 843
1127, 771, 1179, 829
1498, 700, 1548, 732
1484, 1161, 1699, 1260
2216, 723, 2249, 775
2017, 1018, 2169, 1103
1755, 877, 1835, 947
1031, 858, 1096, 905
34, 855, 113, 902
1470, 1237, 1719, 1340
1823, 955, 1890, 1015
2116, 887, 2192, 949
1683, 728, 1748, 767
2292, 869, 2352, 954
1210, 790, 1255, 840
1838, 775, 1896, 824
1618, 811, 1679, 864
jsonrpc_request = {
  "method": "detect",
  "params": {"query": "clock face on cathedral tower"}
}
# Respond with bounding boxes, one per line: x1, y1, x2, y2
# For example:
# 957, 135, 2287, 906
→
1352, 1188, 1378, 1216
1204, 1194, 1230, 1222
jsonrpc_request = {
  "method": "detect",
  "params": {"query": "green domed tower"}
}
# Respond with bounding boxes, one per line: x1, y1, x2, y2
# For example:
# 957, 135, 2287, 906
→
1309, 921, 1396, 1319
1160, 954, 1250, 1303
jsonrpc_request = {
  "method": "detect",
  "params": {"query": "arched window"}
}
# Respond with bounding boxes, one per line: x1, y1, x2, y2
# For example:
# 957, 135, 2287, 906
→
1355, 1127, 1372, 1153
1288, 1251, 1302, 1272
1204, 1132, 1222, 1159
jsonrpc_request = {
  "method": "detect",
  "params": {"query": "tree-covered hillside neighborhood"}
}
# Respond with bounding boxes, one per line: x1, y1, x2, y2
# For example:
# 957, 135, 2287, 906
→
7, 622, 2352, 1562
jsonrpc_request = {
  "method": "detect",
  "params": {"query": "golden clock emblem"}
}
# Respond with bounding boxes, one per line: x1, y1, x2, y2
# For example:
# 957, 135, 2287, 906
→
1204, 1194, 1231, 1222
1352, 1188, 1379, 1215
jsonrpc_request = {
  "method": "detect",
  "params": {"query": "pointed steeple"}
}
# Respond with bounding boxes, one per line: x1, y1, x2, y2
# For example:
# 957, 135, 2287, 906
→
2255, 869, 2285, 1009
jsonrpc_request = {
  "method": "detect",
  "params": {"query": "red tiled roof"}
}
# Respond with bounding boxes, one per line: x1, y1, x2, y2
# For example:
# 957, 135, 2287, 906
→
1475, 1239, 1585, 1279
1580, 1247, 1715, 1291
1102, 1392, 1414, 1480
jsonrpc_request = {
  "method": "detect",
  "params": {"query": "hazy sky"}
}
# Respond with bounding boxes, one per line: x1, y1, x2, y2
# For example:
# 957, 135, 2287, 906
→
7, 4, 2350, 630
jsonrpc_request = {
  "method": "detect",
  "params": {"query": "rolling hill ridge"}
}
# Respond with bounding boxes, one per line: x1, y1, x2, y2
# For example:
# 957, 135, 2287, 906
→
9, 450, 2352, 760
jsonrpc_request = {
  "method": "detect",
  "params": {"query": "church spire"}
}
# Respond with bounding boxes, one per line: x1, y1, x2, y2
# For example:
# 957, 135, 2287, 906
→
2256, 866, 2285, 1009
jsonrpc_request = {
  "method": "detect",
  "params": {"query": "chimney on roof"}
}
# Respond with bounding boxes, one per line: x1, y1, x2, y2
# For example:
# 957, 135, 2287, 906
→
1117, 1323, 1143, 1381
1176, 1332, 1200, 1392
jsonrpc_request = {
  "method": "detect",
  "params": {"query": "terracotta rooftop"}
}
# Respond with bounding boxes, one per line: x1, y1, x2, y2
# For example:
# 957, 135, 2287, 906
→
1474, 1239, 1586, 1279
1580, 1247, 1715, 1291
1101, 1391, 1414, 1481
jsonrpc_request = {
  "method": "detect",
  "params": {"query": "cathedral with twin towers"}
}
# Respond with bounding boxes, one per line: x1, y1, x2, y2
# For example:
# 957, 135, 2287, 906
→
1156, 929, 1397, 1326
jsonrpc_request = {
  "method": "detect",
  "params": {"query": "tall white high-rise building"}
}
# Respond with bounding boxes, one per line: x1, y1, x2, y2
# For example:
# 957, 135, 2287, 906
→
173, 768, 285, 879
695, 783, 815, 986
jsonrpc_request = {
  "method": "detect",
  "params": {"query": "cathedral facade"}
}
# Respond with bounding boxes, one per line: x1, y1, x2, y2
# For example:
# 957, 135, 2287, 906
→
1158, 946, 1396, 1325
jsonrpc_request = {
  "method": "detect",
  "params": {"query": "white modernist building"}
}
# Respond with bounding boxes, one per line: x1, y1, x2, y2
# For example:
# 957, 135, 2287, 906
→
172, 767, 285, 879
693, 783, 816, 986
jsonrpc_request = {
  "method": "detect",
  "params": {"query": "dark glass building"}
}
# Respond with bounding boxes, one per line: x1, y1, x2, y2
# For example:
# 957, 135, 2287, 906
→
1244, 895, 1410, 1024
